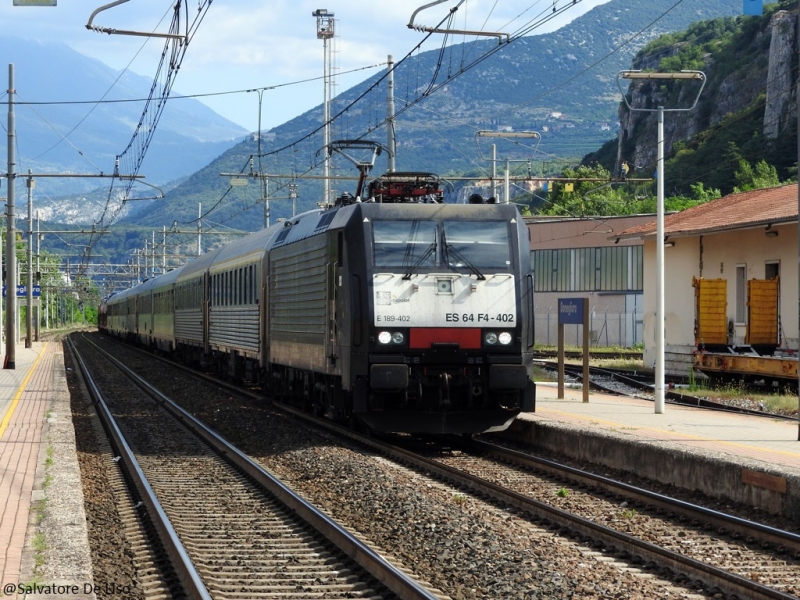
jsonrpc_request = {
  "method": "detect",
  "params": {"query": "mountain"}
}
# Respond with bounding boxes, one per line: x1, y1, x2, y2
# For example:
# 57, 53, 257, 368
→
0, 35, 248, 203
8, 0, 751, 263
109, 0, 743, 236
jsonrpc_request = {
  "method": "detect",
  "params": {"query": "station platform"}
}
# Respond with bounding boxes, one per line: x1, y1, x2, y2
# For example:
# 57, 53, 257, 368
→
0, 340, 94, 597
503, 382, 800, 522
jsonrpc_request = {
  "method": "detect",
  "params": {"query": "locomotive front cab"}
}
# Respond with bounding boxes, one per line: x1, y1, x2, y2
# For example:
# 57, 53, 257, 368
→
358, 203, 535, 434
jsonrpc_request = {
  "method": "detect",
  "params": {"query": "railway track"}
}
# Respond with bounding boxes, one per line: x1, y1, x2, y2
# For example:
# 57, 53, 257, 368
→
68, 334, 442, 599
273, 407, 800, 598
77, 332, 800, 598
536, 359, 798, 421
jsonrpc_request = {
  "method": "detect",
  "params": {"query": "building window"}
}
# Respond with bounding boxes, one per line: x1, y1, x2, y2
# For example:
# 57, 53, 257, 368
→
531, 245, 643, 293
735, 264, 746, 324
765, 261, 779, 280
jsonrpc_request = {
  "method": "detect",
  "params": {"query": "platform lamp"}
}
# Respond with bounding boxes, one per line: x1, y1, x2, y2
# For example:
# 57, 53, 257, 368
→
617, 70, 706, 414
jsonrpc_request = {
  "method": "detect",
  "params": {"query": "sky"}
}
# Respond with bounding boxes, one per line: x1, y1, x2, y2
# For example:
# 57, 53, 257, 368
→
1, 0, 610, 133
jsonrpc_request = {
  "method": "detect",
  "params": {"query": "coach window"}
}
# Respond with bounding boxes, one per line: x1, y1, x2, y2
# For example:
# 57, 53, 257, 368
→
247, 265, 253, 304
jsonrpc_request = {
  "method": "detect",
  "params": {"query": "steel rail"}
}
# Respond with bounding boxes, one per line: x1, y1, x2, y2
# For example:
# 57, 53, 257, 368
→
550, 360, 798, 421
81, 334, 442, 600
93, 334, 798, 599
468, 437, 800, 556
66, 336, 211, 600
273, 401, 799, 599
363, 436, 798, 600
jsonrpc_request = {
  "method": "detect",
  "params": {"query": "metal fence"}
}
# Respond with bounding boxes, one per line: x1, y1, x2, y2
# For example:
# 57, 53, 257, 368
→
534, 307, 643, 348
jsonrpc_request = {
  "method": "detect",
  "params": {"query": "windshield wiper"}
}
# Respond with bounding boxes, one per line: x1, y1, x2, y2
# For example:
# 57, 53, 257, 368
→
442, 230, 486, 280
402, 241, 436, 280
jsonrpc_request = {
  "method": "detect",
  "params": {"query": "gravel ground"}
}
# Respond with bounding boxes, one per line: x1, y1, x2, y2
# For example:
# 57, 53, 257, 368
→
79, 333, 709, 600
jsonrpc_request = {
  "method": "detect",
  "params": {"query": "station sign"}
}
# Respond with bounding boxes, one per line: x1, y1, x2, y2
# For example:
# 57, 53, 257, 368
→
13, 0, 57, 5
2, 285, 41, 297
558, 298, 586, 325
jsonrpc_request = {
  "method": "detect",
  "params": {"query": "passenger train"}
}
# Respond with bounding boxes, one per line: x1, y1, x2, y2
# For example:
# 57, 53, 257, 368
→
99, 170, 536, 434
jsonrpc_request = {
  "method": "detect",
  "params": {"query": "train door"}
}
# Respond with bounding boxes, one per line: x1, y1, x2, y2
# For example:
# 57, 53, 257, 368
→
260, 260, 269, 370
333, 231, 349, 386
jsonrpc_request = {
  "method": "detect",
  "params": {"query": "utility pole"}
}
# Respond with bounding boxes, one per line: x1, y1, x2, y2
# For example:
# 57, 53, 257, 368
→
6, 64, 17, 368
618, 69, 706, 415
476, 131, 542, 203
25, 171, 32, 348
35, 210, 39, 341
197, 203, 202, 256
387, 55, 396, 172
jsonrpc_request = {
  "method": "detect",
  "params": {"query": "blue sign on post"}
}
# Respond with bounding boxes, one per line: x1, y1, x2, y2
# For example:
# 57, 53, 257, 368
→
558, 298, 586, 325
2, 285, 42, 298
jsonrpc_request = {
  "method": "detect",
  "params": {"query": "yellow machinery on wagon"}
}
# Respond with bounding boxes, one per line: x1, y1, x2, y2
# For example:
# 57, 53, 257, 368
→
693, 276, 797, 388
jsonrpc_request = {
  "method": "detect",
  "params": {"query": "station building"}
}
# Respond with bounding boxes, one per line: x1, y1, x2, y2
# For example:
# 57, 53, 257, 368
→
525, 214, 652, 349
614, 183, 798, 376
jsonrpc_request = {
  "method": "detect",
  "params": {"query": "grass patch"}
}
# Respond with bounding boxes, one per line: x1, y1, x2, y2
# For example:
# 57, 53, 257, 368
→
32, 532, 47, 570
692, 377, 798, 414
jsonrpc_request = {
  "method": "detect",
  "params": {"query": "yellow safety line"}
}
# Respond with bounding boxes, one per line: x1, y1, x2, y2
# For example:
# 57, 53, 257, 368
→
537, 406, 800, 460
0, 343, 49, 442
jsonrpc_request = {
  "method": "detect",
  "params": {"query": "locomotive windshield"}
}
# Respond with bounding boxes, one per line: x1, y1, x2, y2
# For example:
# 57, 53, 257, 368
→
372, 219, 511, 271
442, 221, 510, 269
373, 220, 438, 269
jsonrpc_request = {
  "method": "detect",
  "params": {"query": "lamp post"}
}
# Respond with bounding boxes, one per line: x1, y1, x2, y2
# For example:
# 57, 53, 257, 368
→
618, 70, 706, 414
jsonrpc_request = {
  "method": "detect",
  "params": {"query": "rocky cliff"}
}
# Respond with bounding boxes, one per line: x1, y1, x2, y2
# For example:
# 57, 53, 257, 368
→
616, 9, 797, 174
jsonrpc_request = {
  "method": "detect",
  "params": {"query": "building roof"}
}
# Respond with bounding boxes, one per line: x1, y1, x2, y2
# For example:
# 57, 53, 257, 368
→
615, 183, 799, 240
525, 214, 654, 250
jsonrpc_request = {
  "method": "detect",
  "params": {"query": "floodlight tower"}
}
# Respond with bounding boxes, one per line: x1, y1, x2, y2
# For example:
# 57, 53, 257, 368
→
313, 9, 335, 206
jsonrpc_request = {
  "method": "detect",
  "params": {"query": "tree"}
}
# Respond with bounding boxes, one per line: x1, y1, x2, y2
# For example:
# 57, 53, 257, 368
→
733, 158, 782, 192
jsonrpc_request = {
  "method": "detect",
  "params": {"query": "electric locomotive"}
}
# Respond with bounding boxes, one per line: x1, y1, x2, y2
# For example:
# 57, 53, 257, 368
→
266, 171, 535, 434
100, 169, 536, 435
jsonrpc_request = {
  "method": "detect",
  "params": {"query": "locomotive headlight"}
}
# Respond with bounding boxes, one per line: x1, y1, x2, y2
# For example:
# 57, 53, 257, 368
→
378, 331, 392, 344
484, 332, 498, 345
391, 332, 405, 344
498, 331, 513, 345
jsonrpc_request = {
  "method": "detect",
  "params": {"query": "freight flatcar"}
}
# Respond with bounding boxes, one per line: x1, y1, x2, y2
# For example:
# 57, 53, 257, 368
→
101, 170, 536, 434
692, 276, 798, 390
